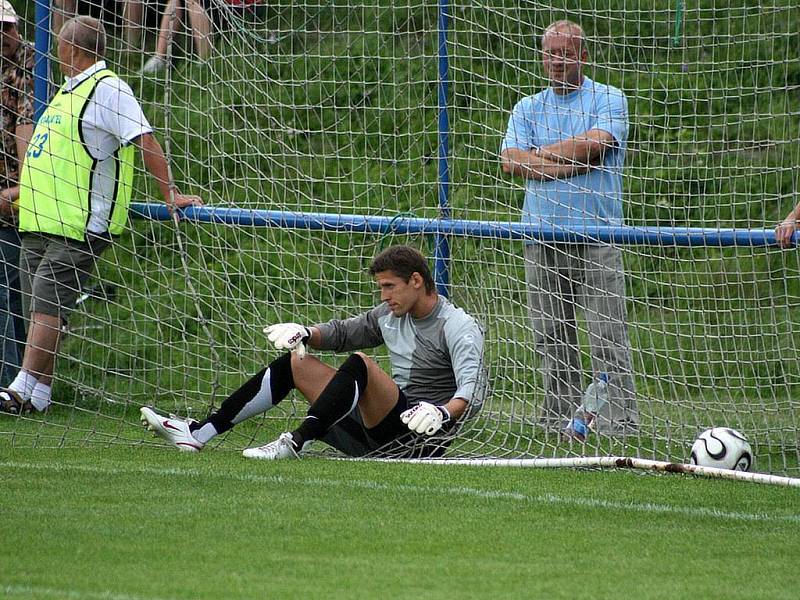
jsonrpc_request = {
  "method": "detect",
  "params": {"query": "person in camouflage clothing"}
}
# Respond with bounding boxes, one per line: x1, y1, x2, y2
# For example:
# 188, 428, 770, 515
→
0, 0, 33, 388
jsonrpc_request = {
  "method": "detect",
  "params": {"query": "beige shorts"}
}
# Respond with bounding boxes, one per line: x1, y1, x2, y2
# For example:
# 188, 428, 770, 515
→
20, 233, 110, 323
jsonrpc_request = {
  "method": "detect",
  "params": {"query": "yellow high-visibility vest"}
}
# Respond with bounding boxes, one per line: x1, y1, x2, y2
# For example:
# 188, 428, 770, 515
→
19, 68, 135, 241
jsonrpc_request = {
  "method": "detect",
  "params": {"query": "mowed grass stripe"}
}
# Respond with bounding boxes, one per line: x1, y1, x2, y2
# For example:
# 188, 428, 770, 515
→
2, 584, 176, 600
3, 459, 798, 524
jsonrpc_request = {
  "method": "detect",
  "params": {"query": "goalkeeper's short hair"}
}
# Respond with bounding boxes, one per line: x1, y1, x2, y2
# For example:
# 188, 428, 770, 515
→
368, 245, 435, 294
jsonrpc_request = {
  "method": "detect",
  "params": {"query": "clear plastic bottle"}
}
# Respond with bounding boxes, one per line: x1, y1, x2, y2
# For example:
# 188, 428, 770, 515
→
563, 373, 609, 441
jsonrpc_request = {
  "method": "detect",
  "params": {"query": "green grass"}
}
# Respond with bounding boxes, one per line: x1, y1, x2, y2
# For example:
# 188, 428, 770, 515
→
1, 444, 799, 600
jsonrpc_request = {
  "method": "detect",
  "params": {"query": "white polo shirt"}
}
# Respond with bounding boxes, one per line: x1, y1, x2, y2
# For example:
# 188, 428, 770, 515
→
62, 61, 153, 234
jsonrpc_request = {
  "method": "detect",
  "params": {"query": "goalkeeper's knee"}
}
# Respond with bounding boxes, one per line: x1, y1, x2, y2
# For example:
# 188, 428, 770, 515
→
337, 353, 369, 393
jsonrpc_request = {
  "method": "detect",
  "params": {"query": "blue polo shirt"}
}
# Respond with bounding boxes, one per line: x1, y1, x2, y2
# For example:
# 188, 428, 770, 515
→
501, 77, 628, 228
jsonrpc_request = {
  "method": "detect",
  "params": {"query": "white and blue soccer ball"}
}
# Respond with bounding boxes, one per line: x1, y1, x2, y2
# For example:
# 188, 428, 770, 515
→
690, 427, 753, 471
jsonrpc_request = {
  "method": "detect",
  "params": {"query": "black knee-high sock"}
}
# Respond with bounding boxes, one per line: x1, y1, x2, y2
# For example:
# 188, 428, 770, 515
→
190, 353, 295, 441
292, 353, 367, 448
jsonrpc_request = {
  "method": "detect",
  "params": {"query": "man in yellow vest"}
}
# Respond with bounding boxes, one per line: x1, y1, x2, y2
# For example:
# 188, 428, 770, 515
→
0, 15, 201, 414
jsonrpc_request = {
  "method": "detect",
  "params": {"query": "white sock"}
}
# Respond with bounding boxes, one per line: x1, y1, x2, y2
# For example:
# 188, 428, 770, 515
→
191, 422, 218, 445
9, 370, 38, 401
30, 382, 52, 412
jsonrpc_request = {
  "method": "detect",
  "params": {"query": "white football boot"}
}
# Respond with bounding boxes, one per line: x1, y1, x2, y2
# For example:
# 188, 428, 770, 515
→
242, 432, 301, 460
140, 407, 203, 452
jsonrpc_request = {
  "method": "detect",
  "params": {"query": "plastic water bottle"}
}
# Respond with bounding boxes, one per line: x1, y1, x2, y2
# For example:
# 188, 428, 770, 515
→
563, 373, 609, 441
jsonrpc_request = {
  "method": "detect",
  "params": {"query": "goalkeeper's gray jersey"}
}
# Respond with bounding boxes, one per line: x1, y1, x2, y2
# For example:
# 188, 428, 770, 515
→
315, 296, 485, 406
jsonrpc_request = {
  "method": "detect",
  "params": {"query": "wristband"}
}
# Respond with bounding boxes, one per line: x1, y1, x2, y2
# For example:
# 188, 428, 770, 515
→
437, 405, 451, 424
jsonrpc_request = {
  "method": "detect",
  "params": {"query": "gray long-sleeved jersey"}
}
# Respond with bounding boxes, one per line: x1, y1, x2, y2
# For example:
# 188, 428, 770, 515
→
315, 296, 485, 406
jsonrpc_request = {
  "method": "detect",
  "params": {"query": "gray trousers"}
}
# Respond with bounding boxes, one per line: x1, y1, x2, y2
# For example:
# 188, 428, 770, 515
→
524, 243, 639, 430
20, 233, 110, 324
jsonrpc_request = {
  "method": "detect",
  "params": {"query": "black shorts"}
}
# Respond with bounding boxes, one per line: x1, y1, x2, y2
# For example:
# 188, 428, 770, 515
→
320, 388, 453, 458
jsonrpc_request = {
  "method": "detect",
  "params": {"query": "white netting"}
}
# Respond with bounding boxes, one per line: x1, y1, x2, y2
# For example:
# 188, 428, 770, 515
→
3, 0, 800, 475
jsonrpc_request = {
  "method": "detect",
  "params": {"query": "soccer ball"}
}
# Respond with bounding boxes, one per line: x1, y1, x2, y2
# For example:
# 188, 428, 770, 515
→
690, 427, 753, 471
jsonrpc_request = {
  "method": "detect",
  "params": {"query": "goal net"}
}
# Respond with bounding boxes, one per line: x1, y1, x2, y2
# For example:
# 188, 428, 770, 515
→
4, 0, 800, 476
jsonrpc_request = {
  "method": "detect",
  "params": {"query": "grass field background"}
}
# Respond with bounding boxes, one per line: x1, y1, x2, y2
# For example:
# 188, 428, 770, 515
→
2, 445, 800, 600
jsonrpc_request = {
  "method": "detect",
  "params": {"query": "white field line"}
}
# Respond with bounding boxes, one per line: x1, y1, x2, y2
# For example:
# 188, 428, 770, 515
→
2, 583, 177, 600
1, 460, 798, 524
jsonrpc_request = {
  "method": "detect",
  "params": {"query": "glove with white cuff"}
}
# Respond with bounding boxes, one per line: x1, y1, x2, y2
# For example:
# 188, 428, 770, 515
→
263, 323, 312, 358
400, 401, 451, 436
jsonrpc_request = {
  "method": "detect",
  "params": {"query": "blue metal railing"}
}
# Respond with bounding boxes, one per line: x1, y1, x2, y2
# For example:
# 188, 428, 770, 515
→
129, 203, 794, 247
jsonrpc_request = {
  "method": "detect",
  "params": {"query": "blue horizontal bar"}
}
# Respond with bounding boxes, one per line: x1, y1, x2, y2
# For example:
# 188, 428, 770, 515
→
129, 203, 796, 247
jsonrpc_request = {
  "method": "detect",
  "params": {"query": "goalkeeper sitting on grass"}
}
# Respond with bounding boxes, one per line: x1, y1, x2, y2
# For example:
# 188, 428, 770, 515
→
141, 245, 485, 459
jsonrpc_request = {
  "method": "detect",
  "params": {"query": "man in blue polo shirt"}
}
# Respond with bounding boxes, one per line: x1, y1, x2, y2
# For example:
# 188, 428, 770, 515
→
500, 19, 639, 436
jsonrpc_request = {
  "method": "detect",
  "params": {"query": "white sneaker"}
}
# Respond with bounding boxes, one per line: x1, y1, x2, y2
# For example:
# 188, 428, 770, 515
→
140, 55, 168, 74
242, 432, 300, 460
140, 406, 203, 452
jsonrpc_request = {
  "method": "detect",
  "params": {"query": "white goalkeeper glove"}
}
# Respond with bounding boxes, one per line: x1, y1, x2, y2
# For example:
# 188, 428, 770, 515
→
263, 323, 312, 358
400, 401, 451, 436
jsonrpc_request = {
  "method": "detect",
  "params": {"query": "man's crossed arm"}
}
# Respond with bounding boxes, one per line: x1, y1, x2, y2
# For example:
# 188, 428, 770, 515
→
500, 129, 615, 181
